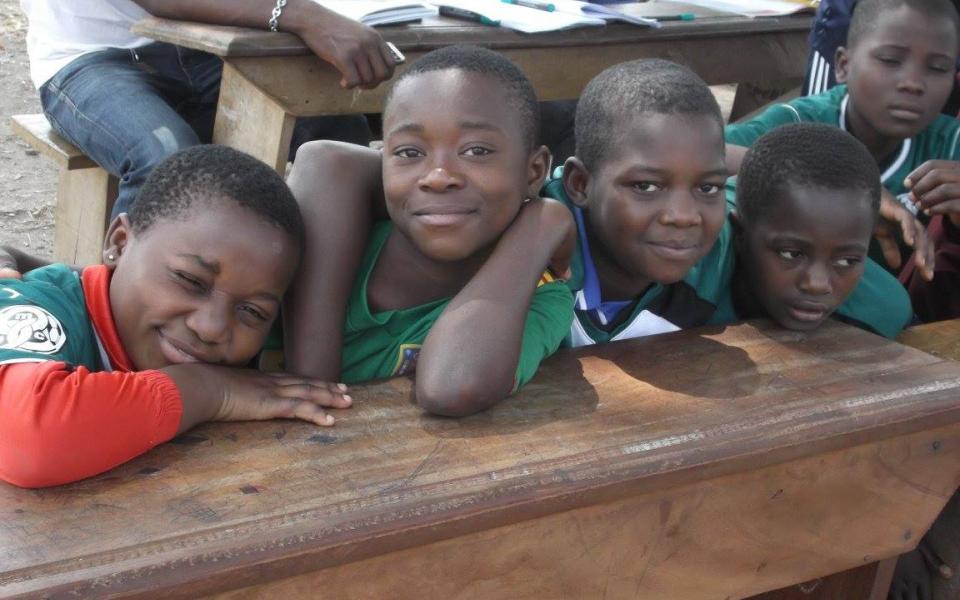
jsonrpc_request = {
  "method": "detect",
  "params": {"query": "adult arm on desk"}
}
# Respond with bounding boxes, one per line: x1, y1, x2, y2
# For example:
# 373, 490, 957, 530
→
133, 0, 397, 89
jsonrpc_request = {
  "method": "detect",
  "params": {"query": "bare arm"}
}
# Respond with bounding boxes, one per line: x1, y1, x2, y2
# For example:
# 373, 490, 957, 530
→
284, 141, 385, 379
725, 144, 748, 175
415, 199, 575, 417
0, 245, 59, 278
132, 0, 396, 88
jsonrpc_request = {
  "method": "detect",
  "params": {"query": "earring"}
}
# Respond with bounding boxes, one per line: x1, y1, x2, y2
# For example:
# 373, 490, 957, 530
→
107, 254, 115, 261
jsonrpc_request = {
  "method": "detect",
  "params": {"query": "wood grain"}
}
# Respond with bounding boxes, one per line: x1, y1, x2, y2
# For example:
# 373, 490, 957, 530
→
4, 321, 960, 598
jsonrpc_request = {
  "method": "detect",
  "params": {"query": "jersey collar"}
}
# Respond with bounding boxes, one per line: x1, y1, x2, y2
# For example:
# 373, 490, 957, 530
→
839, 93, 912, 184
81, 265, 134, 372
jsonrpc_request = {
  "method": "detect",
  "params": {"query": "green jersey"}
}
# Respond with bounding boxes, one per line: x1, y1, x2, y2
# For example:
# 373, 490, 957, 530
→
542, 168, 736, 347
340, 221, 574, 386
0, 264, 101, 368
726, 84, 960, 209
714, 181, 913, 339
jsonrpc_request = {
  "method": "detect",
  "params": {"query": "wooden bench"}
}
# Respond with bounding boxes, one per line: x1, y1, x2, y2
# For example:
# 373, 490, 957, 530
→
10, 114, 116, 266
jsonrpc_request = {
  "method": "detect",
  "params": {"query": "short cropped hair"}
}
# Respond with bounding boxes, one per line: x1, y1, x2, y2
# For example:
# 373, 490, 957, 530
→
575, 59, 723, 171
384, 45, 540, 149
848, 0, 960, 50
737, 123, 881, 228
128, 145, 304, 247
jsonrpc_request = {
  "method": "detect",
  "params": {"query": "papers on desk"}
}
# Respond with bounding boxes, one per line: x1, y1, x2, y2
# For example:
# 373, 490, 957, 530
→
320, 0, 438, 26
435, 0, 658, 33
667, 0, 816, 17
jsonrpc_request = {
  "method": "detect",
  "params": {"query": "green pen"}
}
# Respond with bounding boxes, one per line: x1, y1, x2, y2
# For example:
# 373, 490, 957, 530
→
503, 0, 557, 12
439, 6, 501, 25
657, 12, 696, 21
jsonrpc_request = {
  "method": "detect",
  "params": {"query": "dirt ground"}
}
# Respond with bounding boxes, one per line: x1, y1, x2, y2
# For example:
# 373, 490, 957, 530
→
0, 0, 56, 258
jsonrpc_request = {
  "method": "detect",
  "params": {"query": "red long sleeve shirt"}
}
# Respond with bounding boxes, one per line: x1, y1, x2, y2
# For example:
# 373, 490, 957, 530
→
0, 265, 182, 488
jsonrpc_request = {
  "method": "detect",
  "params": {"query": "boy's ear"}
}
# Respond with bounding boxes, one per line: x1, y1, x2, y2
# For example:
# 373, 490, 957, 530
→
562, 156, 591, 208
103, 213, 133, 269
834, 46, 850, 84
525, 145, 552, 198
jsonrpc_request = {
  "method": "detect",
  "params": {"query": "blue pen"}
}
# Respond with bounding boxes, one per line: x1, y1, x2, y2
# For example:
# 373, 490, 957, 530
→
502, 0, 556, 12
439, 6, 501, 25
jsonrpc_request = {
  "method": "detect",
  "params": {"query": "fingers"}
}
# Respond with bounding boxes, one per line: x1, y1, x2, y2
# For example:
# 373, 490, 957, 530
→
914, 183, 960, 211
904, 160, 951, 192
924, 198, 960, 217
876, 232, 904, 270
0, 267, 22, 280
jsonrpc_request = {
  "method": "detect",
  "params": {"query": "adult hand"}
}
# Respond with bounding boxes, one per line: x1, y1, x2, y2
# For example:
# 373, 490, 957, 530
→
294, 6, 397, 89
877, 189, 934, 280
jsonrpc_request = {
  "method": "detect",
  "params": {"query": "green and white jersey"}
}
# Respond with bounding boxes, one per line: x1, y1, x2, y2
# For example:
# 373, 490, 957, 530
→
542, 168, 736, 348
725, 84, 960, 215
0, 264, 102, 368
340, 221, 574, 386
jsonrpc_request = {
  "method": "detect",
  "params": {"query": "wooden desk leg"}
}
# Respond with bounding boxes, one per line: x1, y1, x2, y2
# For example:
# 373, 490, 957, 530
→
54, 168, 117, 266
729, 79, 802, 123
213, 61, 296, 174
749, 557, 896, 600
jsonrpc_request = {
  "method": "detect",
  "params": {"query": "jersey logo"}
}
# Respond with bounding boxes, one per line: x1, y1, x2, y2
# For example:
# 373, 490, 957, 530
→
0, 305, 66, 355
896, 193, 919, 216
392, 344, 421, 376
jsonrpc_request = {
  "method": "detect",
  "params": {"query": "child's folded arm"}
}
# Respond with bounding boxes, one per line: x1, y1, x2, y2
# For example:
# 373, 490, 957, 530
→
0, 362, 182, 488
415, 198, 575, 417
284, 141, 385, 380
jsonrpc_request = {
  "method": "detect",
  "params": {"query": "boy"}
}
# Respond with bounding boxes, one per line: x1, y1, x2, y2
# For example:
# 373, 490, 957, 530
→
285, 46, 575, 417
726, 0, 959, 318
724, 123, 912, 337
0, 145, 350, 488
541, 59, 734, 346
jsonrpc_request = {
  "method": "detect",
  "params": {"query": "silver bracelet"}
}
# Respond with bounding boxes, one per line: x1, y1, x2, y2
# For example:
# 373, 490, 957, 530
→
269, 0, 288, 32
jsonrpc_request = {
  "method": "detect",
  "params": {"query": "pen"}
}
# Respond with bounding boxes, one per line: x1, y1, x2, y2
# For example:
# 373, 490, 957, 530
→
657, 12, 695, 21
438, 6, 501, 25
502, 0, 556, 12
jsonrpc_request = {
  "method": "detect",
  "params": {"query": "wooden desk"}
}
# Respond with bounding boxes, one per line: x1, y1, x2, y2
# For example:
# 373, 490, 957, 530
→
4, 320, 960, 599
131, 12, 811, 171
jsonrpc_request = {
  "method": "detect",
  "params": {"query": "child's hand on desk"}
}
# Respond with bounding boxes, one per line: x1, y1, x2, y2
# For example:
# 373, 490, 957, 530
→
0, 248, 21, 280
296, 7, 397, 90
906, 160, 960, 229
877, 190, 935, 280
165, 365, 352, 434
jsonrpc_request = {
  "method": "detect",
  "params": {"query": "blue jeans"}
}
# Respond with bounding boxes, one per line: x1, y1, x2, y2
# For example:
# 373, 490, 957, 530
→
40, 42, 370, 218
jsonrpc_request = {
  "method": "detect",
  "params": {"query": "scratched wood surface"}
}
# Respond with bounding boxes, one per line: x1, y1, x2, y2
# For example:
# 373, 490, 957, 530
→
4, 320, 960, 598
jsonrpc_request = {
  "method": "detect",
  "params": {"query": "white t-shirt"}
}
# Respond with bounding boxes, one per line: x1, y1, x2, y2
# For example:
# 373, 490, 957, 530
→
21, 0, 154, 89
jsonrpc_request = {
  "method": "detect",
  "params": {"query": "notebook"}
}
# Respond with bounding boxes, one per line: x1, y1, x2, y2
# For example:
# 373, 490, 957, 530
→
318, 0, 438, 26
552, 0, 659, 27
662, 0, 816, 17
436, 0, 656, 32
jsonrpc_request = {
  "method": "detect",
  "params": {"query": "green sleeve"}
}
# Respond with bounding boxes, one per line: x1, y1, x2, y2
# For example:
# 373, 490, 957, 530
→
725, 103, 805, 147
514, 279, 575, 389
834, 258, 913, 338
0, 265, 97, 368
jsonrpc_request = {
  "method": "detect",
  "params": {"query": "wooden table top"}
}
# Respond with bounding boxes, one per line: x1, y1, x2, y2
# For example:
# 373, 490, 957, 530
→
131, 4, 812, 58
4, 320, 959, 597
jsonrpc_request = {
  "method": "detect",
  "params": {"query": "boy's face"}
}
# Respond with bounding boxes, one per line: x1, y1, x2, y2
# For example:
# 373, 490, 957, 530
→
106, 201, 299, 371
739, 185, 874, 331
382, 69, 547, 262
836, 4, 958, 145
567, 113, 728, 286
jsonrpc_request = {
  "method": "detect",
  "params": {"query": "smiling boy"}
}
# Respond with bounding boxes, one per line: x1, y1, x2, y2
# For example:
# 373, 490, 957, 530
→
286, 46, 575, 417
541, 59, 734, 345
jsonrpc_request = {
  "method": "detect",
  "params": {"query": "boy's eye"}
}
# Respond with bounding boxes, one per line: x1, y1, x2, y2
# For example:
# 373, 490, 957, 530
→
393, 147, 423, 159
876, 56, 901, 65
697, 183, 721, 195
174, 271, 206, 293
239, 304, 269, 322
777, 249, 802, 261
834, 256, 862, 268
929, 62, 953, 74
632, 181, 661, 193
462, 146, 493, 157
